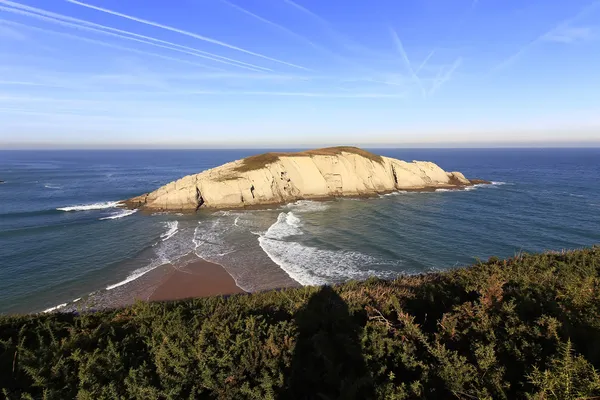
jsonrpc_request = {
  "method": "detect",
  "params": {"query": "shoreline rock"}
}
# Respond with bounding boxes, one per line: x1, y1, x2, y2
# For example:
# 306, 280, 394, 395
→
125, 147, 490, 211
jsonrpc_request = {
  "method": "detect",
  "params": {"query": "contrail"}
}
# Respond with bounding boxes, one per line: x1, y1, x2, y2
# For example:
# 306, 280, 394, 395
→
281, 0, 392, 74
283, 0, 331, 29
0, 80, 63, 86
428, 57, 462, 95
0, 90, 407, 99
489, 0, 600, 73
281, 0, 367, 52
65, 0, 310, 70
389, 27, 425, 96
0, 19, 234, 72
218, 0, 354, 67
0, 0, 271, 72
0, 5, 262, 72
415, 49, 436, 75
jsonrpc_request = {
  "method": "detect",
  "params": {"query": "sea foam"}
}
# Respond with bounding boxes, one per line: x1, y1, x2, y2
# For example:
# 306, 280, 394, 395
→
44, 184, 62, 190
106, 221, 191, 291
57, 201, 121, 212
285, 200, 330, 213
99, 209, 137, 220
160, 221, 179, 241
258, 212, 398, 286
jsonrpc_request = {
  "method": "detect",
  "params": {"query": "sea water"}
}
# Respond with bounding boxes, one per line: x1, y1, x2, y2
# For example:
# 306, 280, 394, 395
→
1, 149, 599, 313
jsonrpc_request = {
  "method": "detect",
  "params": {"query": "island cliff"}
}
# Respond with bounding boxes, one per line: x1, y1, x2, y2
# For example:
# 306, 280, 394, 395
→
125, 147, 487, 211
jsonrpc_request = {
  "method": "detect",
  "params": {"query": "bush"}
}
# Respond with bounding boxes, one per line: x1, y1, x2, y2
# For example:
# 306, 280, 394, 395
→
1, 246, 599, 399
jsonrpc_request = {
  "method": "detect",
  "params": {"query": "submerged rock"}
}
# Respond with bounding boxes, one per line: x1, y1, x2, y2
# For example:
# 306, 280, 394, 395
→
125, 147, 486, 211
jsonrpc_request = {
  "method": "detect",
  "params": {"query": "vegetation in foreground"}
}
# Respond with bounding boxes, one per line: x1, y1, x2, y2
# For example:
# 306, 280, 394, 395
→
1, 247, 600, 399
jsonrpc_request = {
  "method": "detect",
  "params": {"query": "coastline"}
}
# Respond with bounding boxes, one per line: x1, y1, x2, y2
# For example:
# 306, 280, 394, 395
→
45, 254, 248, 314
129, 182, 493, 214
38, 182, 504, 314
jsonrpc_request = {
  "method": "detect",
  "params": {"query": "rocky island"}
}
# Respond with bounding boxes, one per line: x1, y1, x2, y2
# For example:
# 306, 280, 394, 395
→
125, 147, 488, 211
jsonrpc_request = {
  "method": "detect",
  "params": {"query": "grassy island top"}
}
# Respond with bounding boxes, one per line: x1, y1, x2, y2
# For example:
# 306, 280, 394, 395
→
234, 146, 385, 173
1, 246, 600, 399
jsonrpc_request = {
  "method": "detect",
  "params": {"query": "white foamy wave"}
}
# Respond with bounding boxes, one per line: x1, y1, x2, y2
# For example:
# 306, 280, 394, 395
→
99, 209, 137, 220
473, 181, 508, 189
463, 186, 476, 191
106, 267, 151, 290
44, 184, 62, 190
381, 190, 408, 197
193, 218, 236, 261
258, 236, 398, 286
160, 221, 179, 241
435, 188, 452, 192
107, 224, 194, 290
151, 212, 184, 216
57, 201, 121, 212
258, 212, 400, 286
285, 200, 330, 213
263, 212, 303, 240
43, 302, 67, 313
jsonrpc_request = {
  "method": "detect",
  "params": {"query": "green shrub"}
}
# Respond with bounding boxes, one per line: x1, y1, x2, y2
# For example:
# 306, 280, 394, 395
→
1, 246, 599, 399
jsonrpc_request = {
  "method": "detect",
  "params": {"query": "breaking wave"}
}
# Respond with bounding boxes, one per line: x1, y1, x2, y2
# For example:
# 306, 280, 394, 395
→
57, 201, 121, 212
99, 209, 137, 220
160, 221, 179, 241
258, 212, 399, 286
105, 222, 192, 291
44, 184, 62, 190
284, 200, 330, 213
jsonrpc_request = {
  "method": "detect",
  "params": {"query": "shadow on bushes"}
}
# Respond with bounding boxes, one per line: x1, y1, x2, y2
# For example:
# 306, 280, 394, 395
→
282, 286, 374, 399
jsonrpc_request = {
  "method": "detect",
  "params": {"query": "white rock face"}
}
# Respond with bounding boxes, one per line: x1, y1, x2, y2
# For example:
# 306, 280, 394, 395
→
126, 148, 475, 211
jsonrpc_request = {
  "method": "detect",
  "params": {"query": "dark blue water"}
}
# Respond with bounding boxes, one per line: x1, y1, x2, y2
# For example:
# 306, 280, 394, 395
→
1, 149, 599, 314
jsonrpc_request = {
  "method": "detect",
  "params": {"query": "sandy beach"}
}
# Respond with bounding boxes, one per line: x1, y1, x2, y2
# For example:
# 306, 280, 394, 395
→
148, 255, 246, 302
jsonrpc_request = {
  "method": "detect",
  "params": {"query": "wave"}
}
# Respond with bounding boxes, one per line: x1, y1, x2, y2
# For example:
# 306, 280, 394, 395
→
151, 212, 184, 216
473, 181, 507, 188
258, 212, 399, 286
193, 219, 236, 261
99, 209, 137, 220
44, 184, 62, 190
160, 221, 179, 241
106, 223, 193, 291
43, 302, 67, 313
105, 267, 152, 291
57, 201, 121, 212
285, 200, 330, 213
263, 212, 303, 240
381, 190, 408, 197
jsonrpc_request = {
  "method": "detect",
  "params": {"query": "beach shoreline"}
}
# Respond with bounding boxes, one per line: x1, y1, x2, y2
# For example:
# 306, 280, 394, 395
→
147, 255, 246, 302
43, 254, 248, 314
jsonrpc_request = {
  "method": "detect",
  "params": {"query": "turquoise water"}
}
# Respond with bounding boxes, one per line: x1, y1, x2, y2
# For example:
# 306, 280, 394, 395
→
1, 149, 599, 314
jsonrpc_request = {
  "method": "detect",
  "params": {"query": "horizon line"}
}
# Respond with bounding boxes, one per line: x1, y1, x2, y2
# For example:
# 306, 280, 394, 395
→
1, 142, 600, 150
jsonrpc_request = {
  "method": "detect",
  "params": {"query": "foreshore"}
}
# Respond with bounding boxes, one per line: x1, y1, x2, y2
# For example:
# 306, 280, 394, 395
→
46, 254, 248, 314
147, 255, 246, 301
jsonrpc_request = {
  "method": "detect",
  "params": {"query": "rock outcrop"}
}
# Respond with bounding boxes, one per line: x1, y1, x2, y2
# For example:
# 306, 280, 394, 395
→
125, 147, 486, 211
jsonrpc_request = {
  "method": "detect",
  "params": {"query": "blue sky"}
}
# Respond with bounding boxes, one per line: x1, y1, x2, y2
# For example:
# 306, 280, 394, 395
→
0, 0, 599, 148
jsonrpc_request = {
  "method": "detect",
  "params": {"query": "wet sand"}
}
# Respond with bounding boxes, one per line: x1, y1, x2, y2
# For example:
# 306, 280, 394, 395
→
148, 256, 246, 302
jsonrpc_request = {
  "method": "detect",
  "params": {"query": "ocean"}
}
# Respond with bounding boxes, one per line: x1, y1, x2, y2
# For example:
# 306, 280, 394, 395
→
1, 148, 599, 314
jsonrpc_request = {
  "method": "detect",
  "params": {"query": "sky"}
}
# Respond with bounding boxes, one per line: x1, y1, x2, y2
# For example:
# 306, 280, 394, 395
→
0, 0, 599, 148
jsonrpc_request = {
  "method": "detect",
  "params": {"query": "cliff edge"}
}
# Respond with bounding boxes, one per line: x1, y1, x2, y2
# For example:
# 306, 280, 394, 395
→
125, 147, 487, 211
